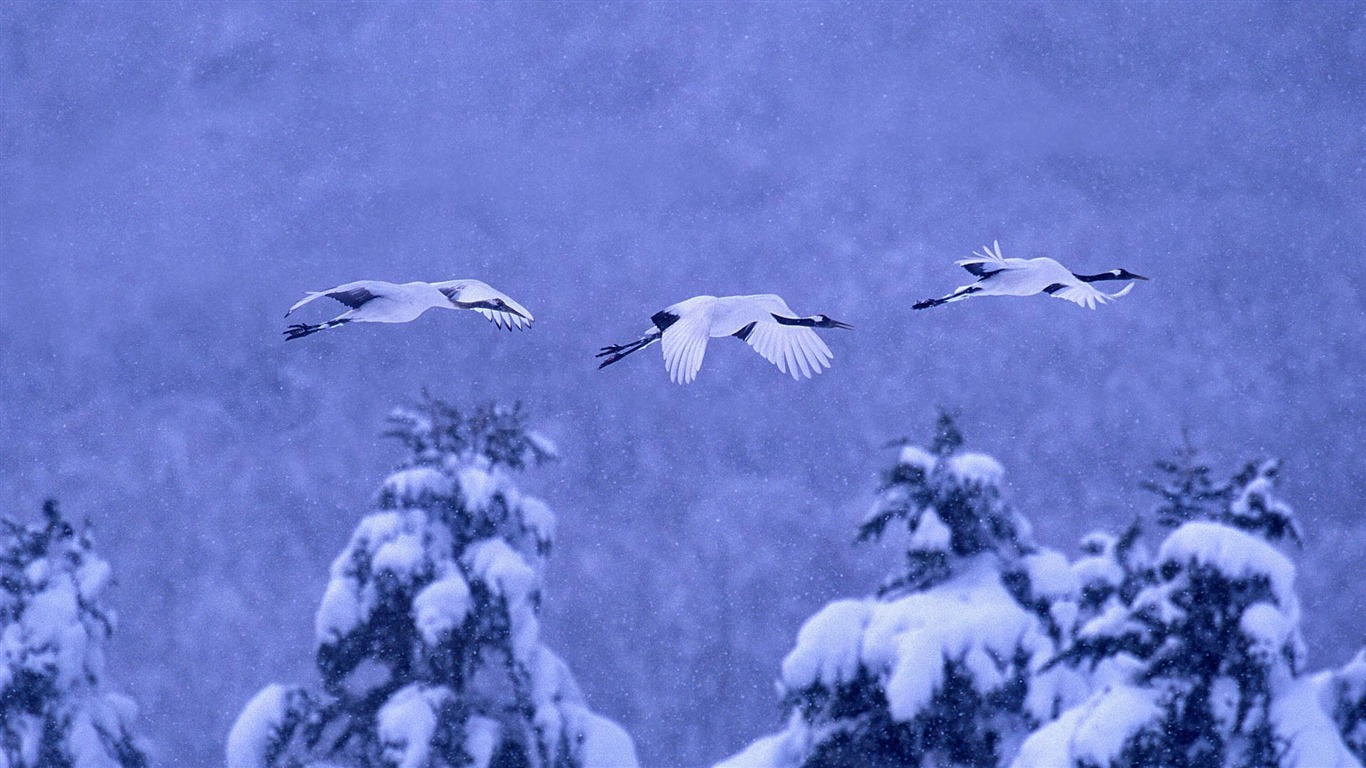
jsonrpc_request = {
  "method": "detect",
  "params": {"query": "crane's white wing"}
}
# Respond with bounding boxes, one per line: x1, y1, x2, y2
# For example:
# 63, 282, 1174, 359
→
743, 321, 833, 381
286, 281, 386, 316
432, 280, 534, 330
660, 313, 710, 385
1048, 281, 1135, 310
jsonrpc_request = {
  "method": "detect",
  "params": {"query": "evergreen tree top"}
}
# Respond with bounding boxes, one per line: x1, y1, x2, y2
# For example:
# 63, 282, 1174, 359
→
861, 412, 1032, 595
1143, 433, 1302, 547
383, 391, 557, 472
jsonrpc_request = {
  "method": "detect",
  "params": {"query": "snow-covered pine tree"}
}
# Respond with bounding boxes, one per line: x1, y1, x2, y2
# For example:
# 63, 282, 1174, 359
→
228, 396, 637, 768
1314, 650, 1366, 764
717, 414, 1084, 768
1070, 517, 1147, 629
1016, 446, 1355, 768
0, 501, 147, 768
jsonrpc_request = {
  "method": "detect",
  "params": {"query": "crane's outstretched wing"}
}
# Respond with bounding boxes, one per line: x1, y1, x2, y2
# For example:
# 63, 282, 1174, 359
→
1047, 281, 1135, 310
286, 281, 384, 317
660, 313, 710, 385
955, 240, 1015, 277
743, 321, 833, 380
433, 280, 534, 330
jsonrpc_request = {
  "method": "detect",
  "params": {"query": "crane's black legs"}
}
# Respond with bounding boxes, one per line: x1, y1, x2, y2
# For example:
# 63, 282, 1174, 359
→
596, 331, 662, 368
284, 319, 349, 340
913, 286, 980, 310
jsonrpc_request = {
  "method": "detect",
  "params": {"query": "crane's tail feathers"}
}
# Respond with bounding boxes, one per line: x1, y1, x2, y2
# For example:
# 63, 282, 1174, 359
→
964, 240, 1005, 263
596, 332, 661, 368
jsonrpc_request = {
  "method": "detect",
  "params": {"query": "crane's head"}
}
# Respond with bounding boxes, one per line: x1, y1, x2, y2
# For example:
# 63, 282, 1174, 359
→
811, 314, 853, 330
772, 313, 853, 329
1076, 268, 1150, 284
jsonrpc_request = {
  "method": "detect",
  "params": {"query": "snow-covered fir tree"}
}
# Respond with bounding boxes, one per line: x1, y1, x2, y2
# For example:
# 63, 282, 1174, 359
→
1314, 650, 1366, 764
1070, 517, 1148, 630
228, 396, 637, 768
718, 415, 1084, 768
1015, 446, 1356, 768
0, 501, 147, 768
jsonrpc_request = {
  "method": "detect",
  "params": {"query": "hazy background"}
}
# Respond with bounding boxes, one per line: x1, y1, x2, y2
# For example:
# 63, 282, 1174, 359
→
2, 2, 1364, 765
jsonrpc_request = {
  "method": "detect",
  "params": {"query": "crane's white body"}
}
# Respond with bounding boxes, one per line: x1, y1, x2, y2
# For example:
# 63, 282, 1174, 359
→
923, 242, 1139, 310
609, 294, 842, 385
288, 281, 449, 323
284, 279, 532, 339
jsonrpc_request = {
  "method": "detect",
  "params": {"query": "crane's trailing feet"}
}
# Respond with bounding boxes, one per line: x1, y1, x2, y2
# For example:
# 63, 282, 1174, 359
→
597, 331, 663, 369
284, 319, 351, 340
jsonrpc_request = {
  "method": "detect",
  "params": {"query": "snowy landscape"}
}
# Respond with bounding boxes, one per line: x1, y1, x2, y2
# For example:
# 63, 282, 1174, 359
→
2, 3, 1365, 767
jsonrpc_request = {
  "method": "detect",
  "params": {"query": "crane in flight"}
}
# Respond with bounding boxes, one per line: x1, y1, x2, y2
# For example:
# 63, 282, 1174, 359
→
914, 241, 1148, 310
284, 279, 532, 340
597, 294, 852, 384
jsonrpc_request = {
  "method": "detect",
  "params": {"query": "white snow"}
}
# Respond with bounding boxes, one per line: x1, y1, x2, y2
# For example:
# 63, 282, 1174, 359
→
1315, 649, 1366, 714
413, 573, 472, 645
530, 645, 586, 707
571, 707, 641, 768
465, 538, 537, 603
1023, 550, 1078, 600
1158, 522, 1297, 609
348, 511, 405, 555
780, 599, 871, 690
907, 508, 951, 552
315, 576, 362, 642
24, 559, 49, 586
76, 560, 112, 600
898, 445, 937, 473
464, 716, 501, 768
318, 509, 433, 641
1272, 678, 1363, 768
946, 452, 1005, 487
22, 580, 88, 687
714, 734, 786, 768
1078, 603, 1134, 641
465, 538, 540, 658
518, 496, 556, 549
377, 685, 445, 768
381, 466, 453, 506
458, 466, 502, 512
1072, 552, 1124, 592
1013, 685, 1162, 768
1241, 602, 1292, 654
714, 711, 814, 768
528, 432, 559, 460
781, 560, 1054, 723
371, 532, 426, 579
226, 684, 293, 768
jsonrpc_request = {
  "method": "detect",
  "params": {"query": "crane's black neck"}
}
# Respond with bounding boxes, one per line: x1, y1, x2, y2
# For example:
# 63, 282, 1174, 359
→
772, 314, 814, 326
1074, 271, 1122, 283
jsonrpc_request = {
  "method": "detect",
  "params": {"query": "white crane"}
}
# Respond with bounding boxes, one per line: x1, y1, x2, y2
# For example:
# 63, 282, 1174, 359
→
913, 241, 1148, 310
596, 294, 852, 384
284, 279, 533, 340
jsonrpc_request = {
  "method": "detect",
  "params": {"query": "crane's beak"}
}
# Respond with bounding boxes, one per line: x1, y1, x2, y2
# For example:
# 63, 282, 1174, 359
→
1133, 274, 1150, 281
830, 319, 854, 330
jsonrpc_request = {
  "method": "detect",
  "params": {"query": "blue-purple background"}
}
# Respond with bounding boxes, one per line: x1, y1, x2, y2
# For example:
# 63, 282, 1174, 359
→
2, 3, 1364, 765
